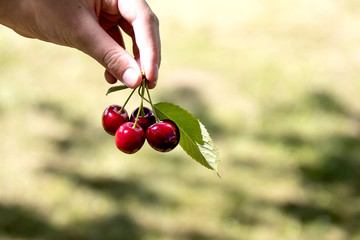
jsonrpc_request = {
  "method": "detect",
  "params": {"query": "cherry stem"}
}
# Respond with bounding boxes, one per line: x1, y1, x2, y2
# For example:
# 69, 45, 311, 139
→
136, 82, 146, 116
133, 80, 146, 129
119, 88, 136, 114
145, 83, 159, 123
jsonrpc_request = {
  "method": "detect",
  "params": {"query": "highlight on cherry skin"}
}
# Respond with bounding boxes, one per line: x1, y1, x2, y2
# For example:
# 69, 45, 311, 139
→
130, 106, 156, 131
146, 120, 180, 152
102, 105, 129, 135
115, 122, 145, 154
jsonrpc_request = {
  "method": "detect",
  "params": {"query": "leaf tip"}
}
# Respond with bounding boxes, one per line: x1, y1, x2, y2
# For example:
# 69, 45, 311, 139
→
106, 85, 129, 96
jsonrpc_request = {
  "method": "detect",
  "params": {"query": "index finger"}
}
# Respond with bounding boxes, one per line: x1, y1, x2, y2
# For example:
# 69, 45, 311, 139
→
118, 0, 161, 87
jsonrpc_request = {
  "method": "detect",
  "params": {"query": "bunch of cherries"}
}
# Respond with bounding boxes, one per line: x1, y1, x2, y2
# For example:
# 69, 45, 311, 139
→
102, 78, 180, 154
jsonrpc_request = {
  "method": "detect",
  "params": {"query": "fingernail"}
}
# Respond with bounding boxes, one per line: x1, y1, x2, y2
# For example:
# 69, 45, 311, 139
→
148, 80, 157, 89
122, 68, 138, 87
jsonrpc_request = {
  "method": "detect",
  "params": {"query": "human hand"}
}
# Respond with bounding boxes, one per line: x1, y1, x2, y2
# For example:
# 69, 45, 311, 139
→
0, 0, 161, 88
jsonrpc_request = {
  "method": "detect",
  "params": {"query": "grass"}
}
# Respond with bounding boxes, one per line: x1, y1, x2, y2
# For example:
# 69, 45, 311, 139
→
0, 0, 360, 239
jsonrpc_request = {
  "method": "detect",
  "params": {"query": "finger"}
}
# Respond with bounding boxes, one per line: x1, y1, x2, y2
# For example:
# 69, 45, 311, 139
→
102, 21, 126, 84
132, 13, 161, 83
147, 80, 157, 89
77, 17, 142, 88
105, 70, 117, 84
118, 0, 161, 84
100, 16, 125, 49
118, 19, 139, 62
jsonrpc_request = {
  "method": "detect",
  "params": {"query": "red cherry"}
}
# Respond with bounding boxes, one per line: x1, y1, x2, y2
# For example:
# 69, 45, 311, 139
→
130, 106, 156, 131
102, 105, 129, 135
115, 122, 145, 154
146, 120, 180, 152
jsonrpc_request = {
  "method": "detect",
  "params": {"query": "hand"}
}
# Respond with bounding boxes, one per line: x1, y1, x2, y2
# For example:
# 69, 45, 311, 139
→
0, 0, 161, 88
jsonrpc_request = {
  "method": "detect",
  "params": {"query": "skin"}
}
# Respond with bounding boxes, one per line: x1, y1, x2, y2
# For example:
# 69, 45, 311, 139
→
0, 0, 161, 88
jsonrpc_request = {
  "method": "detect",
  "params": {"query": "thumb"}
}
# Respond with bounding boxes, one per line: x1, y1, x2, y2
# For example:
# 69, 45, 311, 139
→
77, 20, 142, 88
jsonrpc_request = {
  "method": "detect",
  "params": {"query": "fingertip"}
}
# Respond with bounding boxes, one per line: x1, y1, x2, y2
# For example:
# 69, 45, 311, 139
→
144, 63, 159, 83
147, 80, 157, 89
104, 70, 117, 84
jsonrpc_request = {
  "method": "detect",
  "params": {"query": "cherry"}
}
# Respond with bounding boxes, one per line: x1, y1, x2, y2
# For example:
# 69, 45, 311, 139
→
146, 120, 180, 152
102, 105, 129, 135
115, 122, 145, 154
130, 106, 156, 131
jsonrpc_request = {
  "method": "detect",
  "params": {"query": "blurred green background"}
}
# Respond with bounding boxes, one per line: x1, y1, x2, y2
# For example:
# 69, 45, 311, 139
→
1, 0, 360, 239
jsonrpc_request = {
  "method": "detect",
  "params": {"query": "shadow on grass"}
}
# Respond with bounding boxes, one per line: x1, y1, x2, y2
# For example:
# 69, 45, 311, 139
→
0, 202, 147, 240
293, 134, 360, 234
35, 99, 108, 156
222, 187, 266, 228
280, 202, 342, 224
44, 167, 178, 207
257, 90, 360, 235
304, 90, 348, 115
300, 135, 360, 191
267, 91, 360, 193
65, 212, 144, 240
0, 203, 65, 240
178, 230, 241, 240
1, 165, 167, 240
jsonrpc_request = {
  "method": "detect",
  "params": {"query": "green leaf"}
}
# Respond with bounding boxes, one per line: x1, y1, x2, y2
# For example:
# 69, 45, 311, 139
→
154, 102, 220, 175
106, 85, 129, 95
